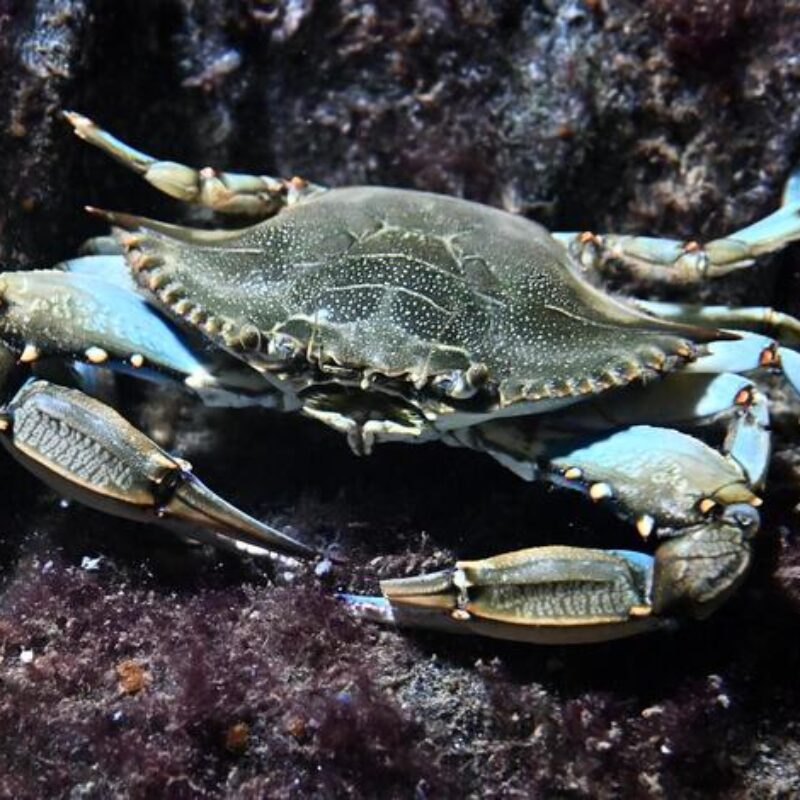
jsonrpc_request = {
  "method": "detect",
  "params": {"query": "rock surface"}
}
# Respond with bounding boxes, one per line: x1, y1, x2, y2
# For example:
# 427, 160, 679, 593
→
1, 1, 800, 797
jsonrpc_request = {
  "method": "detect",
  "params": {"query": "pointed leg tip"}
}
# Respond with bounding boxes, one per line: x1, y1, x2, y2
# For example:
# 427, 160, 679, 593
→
63, 110, 93, 136
84, 205, 115, 222
84, 206, 143, 231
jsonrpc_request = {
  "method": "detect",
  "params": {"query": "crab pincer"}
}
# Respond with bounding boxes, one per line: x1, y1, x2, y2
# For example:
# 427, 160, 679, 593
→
0, 381, 316, 560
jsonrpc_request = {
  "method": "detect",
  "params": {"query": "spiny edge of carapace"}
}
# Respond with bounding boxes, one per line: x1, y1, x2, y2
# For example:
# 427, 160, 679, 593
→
115, 225, 248, 350
496, 338, 700, 407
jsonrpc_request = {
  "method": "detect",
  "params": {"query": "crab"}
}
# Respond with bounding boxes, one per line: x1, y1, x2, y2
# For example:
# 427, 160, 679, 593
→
1, 113, 799, 644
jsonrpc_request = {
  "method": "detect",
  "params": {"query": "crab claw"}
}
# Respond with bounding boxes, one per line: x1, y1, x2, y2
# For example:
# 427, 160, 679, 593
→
342, 546, 668, 644
0, 267, 275, 403
0, 380, 316, 560
0, 267, 216, 386
652, 503, 759, 618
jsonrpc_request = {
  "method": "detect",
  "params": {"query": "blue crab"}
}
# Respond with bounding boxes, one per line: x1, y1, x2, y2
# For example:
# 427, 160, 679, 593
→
1, 113, 799, 644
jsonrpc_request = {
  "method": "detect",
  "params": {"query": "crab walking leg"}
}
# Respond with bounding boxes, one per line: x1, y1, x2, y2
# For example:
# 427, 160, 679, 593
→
636, 300, 800, 345
682, 331, 800, 396
540, 372, 771, 488
0, 380, 316, 559
635, 300, 800, 393
64, 111, 326, 218
552, 167, 800, 284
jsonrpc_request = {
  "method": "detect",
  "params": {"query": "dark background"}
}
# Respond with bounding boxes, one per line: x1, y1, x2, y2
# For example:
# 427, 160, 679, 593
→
1, 1, 800, 797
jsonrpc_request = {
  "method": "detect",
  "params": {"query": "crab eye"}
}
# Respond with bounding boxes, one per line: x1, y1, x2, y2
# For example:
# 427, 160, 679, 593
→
433, 374, 455, 393
267, 334, 299, 360
433, 371, 477, 400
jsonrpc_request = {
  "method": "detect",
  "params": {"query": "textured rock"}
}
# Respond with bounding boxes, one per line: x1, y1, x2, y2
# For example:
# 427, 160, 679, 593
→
1, 1, 800, 797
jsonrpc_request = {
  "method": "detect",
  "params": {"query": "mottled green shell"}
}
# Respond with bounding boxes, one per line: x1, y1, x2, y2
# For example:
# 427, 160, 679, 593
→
123, 187, 711, 407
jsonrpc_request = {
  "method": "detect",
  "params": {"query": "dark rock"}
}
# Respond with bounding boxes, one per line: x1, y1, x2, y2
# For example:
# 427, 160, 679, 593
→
1, 1, 800, 797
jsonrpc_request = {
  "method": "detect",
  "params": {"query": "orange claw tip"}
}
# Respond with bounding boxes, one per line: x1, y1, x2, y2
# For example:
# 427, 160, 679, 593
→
18, 344, 40, 363
698, 497, 717, 514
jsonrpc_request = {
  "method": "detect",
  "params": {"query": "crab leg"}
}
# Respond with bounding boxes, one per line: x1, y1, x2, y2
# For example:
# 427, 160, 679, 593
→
347, 424, 760, 643
0, 265, 274, 402
546, 427, 760, 621
541, 373, 757, 431
636, 300, 800, 345
635, 300, 800, 392
557, 300, 800, 486
344, 501, 755, 644
682, 332, 800, 395
64, 112, 325, 218
0, 380, 316, 559
552, 166, 800, 284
